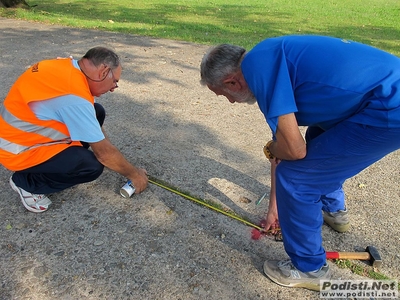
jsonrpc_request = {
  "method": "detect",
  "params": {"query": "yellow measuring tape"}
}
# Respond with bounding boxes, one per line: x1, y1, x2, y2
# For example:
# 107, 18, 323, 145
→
148, 175, 278, 234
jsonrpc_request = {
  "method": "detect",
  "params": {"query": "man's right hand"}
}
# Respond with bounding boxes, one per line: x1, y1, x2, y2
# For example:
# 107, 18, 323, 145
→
130, 168, 148, 194
264, 207, 280, 234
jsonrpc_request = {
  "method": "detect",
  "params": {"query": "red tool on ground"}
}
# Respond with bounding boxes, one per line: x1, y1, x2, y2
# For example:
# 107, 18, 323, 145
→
326, 246, 382, 268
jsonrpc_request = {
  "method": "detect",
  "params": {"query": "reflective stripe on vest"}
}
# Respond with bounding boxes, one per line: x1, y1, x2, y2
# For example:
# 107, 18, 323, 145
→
0, 105, 70, 154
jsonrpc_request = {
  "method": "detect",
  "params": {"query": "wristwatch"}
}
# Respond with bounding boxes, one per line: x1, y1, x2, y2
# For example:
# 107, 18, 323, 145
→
263, 140, 274, 159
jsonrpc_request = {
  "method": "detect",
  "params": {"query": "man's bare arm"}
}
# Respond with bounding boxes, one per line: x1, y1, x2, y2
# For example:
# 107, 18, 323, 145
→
90, 138, 148, 193
268, 113, 306, 160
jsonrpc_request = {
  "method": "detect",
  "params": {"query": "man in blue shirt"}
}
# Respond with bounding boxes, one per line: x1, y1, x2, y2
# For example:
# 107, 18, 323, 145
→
200, 35, 400, 291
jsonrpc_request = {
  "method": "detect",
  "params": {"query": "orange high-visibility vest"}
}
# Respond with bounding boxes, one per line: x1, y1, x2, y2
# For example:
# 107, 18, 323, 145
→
0, 58, 94, 171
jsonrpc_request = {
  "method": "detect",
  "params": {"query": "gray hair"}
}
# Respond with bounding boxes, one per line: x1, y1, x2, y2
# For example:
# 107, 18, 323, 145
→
200, 44, 246, 87
82, 46, 120, 69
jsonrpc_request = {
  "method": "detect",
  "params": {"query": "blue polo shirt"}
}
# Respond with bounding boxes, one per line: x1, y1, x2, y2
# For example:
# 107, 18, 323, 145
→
241, 35, 400, 134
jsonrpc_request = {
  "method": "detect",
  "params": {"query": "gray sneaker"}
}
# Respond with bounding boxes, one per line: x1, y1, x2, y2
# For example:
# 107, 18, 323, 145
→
323, 209, 349, 233
263, 259, 331, 291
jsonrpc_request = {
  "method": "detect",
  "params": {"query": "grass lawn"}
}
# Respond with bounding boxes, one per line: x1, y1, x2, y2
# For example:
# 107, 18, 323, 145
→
1, 0, 400, 55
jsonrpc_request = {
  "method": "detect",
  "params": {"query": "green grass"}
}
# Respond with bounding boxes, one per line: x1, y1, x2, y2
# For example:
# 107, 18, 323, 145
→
1, 0, 400, 55
334, 259, 400, 290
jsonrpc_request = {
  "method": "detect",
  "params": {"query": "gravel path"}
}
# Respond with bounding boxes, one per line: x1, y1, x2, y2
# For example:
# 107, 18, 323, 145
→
0, 18, 399, 300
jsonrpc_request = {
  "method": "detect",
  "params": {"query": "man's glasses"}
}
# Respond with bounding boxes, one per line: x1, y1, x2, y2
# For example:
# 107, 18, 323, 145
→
109, 68, 118, 89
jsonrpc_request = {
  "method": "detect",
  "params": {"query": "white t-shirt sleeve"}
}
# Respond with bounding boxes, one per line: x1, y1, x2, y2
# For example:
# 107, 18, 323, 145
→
29, 95, 105, 143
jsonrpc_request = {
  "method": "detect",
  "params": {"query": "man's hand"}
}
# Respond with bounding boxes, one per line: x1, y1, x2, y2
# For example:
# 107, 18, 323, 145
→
130, 168, 148, 194
264, 206, 280, 234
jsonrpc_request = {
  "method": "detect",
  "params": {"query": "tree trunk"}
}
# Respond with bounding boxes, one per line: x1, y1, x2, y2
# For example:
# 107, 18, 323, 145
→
0, 0, 30, 8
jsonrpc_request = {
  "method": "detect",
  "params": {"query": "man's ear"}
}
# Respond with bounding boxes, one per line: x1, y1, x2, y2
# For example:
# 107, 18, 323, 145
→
222, 75, 241, 92
98, 64, 109, 80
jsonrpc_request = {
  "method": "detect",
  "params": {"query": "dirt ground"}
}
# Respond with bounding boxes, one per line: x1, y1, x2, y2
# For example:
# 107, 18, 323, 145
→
0, 18, 399, 300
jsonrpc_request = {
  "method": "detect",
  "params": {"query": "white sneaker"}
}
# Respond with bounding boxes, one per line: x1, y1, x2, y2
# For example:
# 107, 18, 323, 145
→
9, 177, 52, 213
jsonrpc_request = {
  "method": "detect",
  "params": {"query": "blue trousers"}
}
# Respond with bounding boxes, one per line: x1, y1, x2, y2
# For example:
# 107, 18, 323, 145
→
275, 121, 400, 272
12, 103, 106, 194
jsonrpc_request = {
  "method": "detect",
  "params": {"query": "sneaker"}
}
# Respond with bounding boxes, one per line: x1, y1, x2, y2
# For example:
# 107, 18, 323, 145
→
323, 209, 349, 233
9, 177, 52, 213
263, 259, 331, 291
